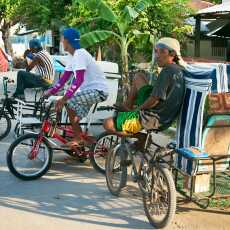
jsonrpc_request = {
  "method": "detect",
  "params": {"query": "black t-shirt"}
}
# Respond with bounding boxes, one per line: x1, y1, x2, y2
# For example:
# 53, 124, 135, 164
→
150, 64, 185, 124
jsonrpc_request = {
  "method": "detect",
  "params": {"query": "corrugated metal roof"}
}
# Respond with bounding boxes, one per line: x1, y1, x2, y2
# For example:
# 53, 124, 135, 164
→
198, 2, 230, 14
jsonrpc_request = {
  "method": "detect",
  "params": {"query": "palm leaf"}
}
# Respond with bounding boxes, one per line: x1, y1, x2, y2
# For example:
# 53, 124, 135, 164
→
123, 0, 153, 22
119, 0, 154, 34
130, 30, 155, 48
134, 0, 153, 13
80, 30, 118, 48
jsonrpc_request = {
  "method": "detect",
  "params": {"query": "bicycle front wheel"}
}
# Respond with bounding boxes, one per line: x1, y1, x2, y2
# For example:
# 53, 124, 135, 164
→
7, 133, 53, 180
0, 111, 11, 140
143, 165, 176, 229
105, 144, 127, 196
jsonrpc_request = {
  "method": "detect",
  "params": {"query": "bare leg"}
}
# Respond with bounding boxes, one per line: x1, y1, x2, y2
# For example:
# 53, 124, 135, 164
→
123, 72, 149, 110
66, 107, 82, 141
103, 117, 132, 137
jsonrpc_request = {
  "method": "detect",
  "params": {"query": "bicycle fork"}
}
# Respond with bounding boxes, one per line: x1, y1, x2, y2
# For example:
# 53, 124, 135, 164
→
28, 134, 44, 160
121, 138, 152, 195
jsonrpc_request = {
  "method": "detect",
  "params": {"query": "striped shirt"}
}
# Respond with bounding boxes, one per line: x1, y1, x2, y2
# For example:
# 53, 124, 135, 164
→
34, 50, 55, 83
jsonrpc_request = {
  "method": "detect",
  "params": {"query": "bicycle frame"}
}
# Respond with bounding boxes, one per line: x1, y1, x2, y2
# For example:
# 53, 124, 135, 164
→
0, 77, 44, 119
118, 132, 173, 190
30, 101, 104, 159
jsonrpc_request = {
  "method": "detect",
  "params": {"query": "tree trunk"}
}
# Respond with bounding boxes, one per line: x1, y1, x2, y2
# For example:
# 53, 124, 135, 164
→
121, 40, 129, 100
1, 27, 13, 56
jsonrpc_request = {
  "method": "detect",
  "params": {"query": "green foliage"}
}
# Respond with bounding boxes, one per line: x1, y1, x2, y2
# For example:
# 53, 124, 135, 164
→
69, 0, 153, 85
15, 0, 71, 32
0, 0, 22, 26
66, 0, 191, 63
0, 0, 192, 65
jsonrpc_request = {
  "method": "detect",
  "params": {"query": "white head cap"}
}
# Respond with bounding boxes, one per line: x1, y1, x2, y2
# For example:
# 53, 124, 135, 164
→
155, 37, 187, 67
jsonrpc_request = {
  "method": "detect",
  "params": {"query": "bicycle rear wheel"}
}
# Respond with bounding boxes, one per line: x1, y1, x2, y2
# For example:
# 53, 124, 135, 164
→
0, 111, 11, 140
105, 143, 128, 196
90, 132, 121, 174
143, 165, 176, 229
7, 133, 53, 180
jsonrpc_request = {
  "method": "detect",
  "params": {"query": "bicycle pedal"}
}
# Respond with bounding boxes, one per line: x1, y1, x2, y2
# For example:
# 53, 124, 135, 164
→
120, 160, 132, 167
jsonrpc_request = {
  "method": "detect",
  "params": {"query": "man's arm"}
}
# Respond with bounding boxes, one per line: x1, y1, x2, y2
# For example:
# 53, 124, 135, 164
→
139, 96, 159, 110
61, 70, 85, 103
26, 56, 41, 72
47, 71, 73, 95
139, 67, 171, 110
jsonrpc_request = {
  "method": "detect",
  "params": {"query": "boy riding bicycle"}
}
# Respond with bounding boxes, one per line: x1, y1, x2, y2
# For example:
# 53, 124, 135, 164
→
45, 28, 109, 148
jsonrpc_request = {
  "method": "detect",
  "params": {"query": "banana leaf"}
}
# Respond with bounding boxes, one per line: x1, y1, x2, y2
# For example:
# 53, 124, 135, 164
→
80, 30, 116, 48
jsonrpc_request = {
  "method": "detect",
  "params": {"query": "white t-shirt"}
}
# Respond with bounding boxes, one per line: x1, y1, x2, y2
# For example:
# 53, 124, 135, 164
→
65, 49, 108, 93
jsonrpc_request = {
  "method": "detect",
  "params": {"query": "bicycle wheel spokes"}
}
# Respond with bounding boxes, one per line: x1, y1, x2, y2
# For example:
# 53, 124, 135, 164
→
143, 166, 176, 229
93, 134, 121, 172
149, 171, 169, 216
11, 137, 49, 177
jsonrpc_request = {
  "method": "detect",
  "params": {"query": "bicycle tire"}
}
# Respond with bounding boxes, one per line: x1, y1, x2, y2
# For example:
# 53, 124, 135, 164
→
90, 132, 121, 174
14, 121, 23, 138
143, 165, 176, 229
7, 133, 53, 180
105, 143, 128, 196
0, 111, 11, 140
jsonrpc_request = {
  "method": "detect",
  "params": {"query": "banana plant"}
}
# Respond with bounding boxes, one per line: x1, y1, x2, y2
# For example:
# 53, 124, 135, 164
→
75, 0, 155, 93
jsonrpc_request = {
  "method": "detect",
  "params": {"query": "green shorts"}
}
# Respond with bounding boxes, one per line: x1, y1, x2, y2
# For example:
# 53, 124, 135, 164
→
115, 85, 153, 131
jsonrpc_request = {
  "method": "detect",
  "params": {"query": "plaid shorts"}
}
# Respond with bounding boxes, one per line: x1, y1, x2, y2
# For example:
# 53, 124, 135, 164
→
67, 89, 108, 119
140, 110, 160, 130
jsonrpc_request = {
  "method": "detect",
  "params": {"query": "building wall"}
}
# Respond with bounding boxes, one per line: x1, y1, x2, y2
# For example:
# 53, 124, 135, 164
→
186, 38, 226, 61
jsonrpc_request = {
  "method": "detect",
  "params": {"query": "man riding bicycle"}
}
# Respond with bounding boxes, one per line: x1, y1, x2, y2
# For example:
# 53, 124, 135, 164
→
103, 37, 185, 144
45, 28, 109, 148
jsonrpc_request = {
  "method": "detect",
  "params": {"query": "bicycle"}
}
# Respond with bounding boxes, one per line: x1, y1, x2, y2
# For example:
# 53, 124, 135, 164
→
105, 128, 176, 229
0, 76, 44, 140
7, 99, 121, 180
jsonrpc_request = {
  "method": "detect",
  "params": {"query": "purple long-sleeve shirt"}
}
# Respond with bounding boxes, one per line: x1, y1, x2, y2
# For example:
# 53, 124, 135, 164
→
48, 70, 85, 98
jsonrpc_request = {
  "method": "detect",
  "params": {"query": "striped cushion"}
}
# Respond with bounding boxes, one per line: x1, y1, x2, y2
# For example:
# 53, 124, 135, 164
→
210, 64, 230, 93
185, 63, 230, 94
176, 77, 212, 148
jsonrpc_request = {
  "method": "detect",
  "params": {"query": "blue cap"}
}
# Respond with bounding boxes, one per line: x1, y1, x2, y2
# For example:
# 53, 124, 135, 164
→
29, 38, 42, 49
63, 28, 80, 49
